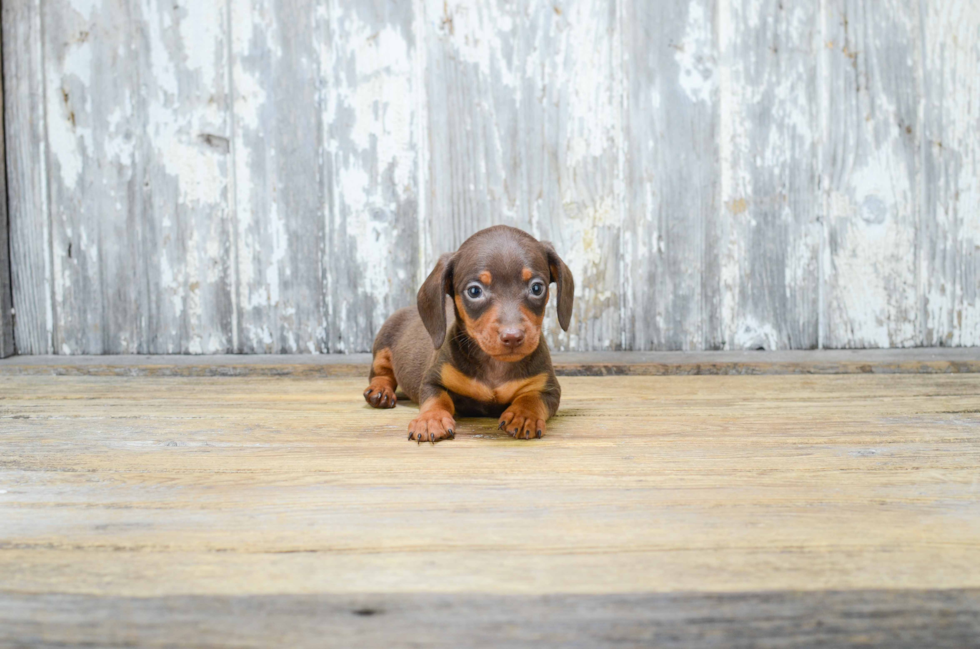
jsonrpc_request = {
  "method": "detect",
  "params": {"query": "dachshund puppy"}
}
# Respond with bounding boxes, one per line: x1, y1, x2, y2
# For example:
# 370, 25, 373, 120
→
363, 226, 574, 443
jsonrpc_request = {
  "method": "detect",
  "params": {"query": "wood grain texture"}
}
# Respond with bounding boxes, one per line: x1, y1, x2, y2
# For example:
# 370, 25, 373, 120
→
0, 27, 12, 359
39, 0, 236, 354
2, 373, 980, 599
714, 0, 821, 350
422, 0, 622, 351
623, 0, 717, 351
323, 0, 421, 353
0, 206, 10, 358
3, 0, 52, 354
2, 372, 980, 644
3, 1, 980, 353
4, 348, 980, 377
821, 0, 921, 348
231, 0, 326, 353
919, 2, 980, 347
230, 0, 420, 354
2, 590, 979, 648
128, 0, 236, 354
43, 0, 134, 355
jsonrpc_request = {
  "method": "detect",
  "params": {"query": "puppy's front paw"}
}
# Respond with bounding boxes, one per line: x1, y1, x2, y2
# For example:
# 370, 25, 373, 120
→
499, 407, 546, 440
364, 380, 397, 409
408, 410, 456, 444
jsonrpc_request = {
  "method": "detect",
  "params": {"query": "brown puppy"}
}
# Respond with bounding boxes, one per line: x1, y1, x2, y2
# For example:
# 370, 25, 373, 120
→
363, 226, 574, 443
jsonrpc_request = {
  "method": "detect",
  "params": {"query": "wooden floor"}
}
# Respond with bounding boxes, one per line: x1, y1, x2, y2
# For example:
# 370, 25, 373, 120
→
2, 364, 980, 647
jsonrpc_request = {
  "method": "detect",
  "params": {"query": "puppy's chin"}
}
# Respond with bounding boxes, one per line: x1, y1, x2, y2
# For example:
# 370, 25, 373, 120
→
490, 352, 530, 363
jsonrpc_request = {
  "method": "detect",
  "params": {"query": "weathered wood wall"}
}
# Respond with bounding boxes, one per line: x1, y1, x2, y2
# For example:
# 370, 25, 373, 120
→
3, 0, 978, 354
0, 18, 11, 359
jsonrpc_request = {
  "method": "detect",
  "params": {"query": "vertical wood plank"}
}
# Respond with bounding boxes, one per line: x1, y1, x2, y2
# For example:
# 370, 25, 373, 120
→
919, 2, 980, 347
231, 0, 326, 353
42, 0, 138, 354
0, 23, 11, 357
422, 0, 623, 351
623, 0, 717, 350
3, 0, 52, 354
712, 0, 821, 350
39, 0, 234, 354
134, 0, 235, 353
323, 0, 420, 353
0, 181, 10, 357
821, 0, 921, 348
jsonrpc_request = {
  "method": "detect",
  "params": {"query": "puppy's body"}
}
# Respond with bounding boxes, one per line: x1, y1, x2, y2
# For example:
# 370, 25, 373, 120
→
363, 226, 574, 443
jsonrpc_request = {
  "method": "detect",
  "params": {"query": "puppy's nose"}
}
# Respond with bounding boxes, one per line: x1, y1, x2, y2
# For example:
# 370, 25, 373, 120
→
499, 329, 525, 349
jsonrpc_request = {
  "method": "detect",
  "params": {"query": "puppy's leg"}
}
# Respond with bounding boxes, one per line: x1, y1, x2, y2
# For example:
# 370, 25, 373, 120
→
364, 348, 398, 409
499, 379, 560, 440
365, 313, 408, 409
408, 387, 456, 444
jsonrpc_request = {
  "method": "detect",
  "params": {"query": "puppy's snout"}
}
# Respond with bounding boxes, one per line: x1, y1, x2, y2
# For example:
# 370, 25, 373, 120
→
499, 328, 526, 349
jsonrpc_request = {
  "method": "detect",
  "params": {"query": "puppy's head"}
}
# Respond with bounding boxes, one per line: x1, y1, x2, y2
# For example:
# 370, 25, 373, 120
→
417, 226, 574, 361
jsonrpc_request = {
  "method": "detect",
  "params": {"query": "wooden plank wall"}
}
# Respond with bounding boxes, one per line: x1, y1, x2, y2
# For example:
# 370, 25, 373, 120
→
0, 15, 10, 358
3, 0, 978, 354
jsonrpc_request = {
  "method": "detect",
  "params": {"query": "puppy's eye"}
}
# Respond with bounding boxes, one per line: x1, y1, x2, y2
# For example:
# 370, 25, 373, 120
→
530, 281, 545, 297
466, 285, 484, 299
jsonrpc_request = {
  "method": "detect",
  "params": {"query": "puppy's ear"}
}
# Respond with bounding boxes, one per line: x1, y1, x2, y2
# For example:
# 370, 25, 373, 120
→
417, 253, 455, 348
541, 242, 575, 331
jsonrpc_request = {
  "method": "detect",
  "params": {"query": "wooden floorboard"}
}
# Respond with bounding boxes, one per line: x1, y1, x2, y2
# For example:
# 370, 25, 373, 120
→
1, 347, 979, 377
2, 590, 979, 649
1, 372, 979, 645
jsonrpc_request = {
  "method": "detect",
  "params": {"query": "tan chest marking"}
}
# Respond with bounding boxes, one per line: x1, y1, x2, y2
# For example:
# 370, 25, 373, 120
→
440, 364, 548, 405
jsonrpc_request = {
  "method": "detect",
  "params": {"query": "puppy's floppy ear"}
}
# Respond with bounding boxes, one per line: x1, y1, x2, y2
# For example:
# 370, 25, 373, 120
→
541, 241, 575, 331
417, 253, 455, 348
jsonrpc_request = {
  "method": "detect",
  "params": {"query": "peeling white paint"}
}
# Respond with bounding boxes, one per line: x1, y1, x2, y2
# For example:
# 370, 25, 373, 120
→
676, 1, 716, 104
46, 35, 93, 191
9, 0, 980, 354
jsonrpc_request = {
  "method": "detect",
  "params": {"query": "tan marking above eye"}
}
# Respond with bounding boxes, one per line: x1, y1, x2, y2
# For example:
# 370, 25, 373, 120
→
440, 364, 548, 405
479, 271, 492, 285
522, 268, 533, 282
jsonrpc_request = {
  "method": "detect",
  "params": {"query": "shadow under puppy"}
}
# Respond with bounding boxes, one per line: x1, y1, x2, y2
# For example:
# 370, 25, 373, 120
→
363, 226, 574, 443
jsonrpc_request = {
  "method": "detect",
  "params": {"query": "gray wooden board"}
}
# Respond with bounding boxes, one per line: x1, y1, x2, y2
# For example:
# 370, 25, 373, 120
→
4, 1, 980, 354
919, 2, 980, 347
821, 0, 921, 348
3, 0, 51, 354
0, 22, 11, 359
322, 0, 421, 354
231, 0, 326, 353
714, 0, 821, 351
38, 0, 236, 354
623, 0, 717, 351
1, 348, 978, 377
0, 200, 10, 358
1, 590, 978, 648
